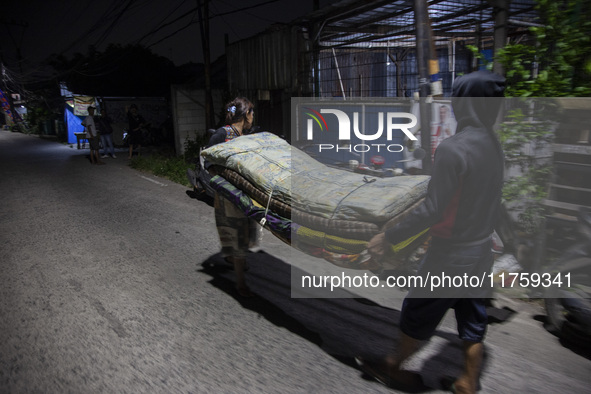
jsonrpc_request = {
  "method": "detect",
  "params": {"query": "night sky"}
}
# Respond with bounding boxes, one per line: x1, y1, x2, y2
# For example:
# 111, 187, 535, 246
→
3, 0, 330, 73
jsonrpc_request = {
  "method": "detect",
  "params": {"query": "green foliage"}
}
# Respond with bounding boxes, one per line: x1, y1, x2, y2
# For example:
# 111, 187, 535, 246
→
466, 45, 492, 71
496, 0, 591, 97
128, 131, 211, 188
183, 131, 210, 163
130, 154, 192, 187
24, 105, 52, 135
495, 0, 590, 235
499, 107, 555, 233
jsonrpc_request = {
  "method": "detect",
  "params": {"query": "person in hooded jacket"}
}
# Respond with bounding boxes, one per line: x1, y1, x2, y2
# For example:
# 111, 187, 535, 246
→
357, 70, 506, 394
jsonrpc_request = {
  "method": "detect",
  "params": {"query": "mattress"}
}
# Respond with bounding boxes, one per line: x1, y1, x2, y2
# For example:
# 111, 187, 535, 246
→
201, 132, 431, 270
202, 132, 429, 224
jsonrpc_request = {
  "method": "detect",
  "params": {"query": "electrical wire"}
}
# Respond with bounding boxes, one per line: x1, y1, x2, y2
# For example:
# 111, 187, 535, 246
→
210, 1, 240, 40
7, 0, 293, 87
136, 0, 187, 45
92, 0, 135, 48
141, 0, 282, 50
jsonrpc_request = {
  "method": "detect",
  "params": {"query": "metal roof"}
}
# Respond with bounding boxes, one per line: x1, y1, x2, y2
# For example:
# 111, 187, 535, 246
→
294, 0, 539, 49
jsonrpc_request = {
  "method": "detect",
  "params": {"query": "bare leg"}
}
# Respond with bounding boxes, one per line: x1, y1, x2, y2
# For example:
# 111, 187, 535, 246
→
232, 256, 253, 297
95, 150, 105, 164
387, 332, 423, 385
391, 332, 420, 366
452, 341, 482, 394
356, 332, 425, 390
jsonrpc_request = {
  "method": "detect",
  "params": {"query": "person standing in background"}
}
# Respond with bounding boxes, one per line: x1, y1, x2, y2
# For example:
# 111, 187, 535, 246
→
127, 104, 148, 159
82, 106, 104, 165
97, 108, 116, 159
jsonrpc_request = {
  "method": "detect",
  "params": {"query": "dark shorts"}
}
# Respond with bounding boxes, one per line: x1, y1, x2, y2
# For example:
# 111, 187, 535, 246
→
400, 237, 493, 342
88, 136, 100, 150
400, 297, 488, 342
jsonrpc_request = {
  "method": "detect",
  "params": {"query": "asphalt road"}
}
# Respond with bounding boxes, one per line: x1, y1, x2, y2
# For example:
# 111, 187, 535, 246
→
1, 130, 590, 393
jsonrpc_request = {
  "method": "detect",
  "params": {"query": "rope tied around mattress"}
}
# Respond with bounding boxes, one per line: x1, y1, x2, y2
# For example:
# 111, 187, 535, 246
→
316, 175, 383, 254
329, 176, 382, 222
260, 186, 275, 227
258, 170, 289, 227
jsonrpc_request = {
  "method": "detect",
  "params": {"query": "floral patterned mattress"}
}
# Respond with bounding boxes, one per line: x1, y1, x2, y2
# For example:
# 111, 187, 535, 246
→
201, 132, 429, 225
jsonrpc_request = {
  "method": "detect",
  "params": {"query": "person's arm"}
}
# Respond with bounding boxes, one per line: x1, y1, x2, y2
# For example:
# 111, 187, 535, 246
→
368, 145, 465, 259
82, 117, 93, 135
385, 142, 465, 245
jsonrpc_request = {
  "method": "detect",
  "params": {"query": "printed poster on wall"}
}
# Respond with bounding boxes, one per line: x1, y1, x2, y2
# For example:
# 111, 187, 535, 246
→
73, 96, 96, 116
403, 100, 457, 170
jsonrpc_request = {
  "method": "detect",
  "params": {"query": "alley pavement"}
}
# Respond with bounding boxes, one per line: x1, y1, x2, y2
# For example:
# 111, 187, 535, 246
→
0, 130, 590, 393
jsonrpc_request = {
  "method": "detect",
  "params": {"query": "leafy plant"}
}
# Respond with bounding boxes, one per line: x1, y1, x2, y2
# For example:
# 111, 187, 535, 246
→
496, 0, 591, 97
495, 0, 591, 235
183, 131, 210, 164
24, 105, 52, 135
130, 154, 192, 187
128, 130, 214, 188
498, 106, 555, 234
466, 45, 492, 71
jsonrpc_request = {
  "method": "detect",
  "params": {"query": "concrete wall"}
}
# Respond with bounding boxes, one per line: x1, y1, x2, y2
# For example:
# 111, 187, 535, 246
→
171, 86, 223, 155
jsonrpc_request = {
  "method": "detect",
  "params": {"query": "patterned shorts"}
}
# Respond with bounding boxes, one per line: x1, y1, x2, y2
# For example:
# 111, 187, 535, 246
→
214, 192, 255, 259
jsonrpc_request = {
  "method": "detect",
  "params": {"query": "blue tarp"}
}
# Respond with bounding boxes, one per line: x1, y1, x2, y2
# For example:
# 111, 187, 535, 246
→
64, 106, 85, 144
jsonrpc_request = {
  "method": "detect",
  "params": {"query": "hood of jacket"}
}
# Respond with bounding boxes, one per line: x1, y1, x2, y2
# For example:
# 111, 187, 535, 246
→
451, 70, 506, 132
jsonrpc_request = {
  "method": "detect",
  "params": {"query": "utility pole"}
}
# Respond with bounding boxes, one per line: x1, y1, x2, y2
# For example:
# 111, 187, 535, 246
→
489, 0, 510, 76
310, 0, 322, 97
197, 0, 214, 129
413, 0, 433, 174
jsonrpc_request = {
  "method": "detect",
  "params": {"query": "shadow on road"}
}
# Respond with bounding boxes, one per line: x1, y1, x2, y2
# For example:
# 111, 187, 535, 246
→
185, 190, 214, 207
197, 251, 505, 391
533, 315, 591, 360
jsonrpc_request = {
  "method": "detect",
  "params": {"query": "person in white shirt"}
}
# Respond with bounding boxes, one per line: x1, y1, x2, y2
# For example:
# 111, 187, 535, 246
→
81, 106, 104, 165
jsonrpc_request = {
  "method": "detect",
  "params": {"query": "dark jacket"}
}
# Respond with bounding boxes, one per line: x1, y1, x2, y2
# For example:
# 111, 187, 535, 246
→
95, 116, 113, 135
385, 71, 506, 246
206, 126, 232, 149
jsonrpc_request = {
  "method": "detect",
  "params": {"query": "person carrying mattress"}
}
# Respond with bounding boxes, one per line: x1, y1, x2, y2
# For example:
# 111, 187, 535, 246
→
205, 97, 257, 297
357, 70, 506, 394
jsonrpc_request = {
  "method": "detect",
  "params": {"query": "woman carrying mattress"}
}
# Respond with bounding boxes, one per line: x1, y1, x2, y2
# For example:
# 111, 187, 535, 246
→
205, 97, 256, 297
